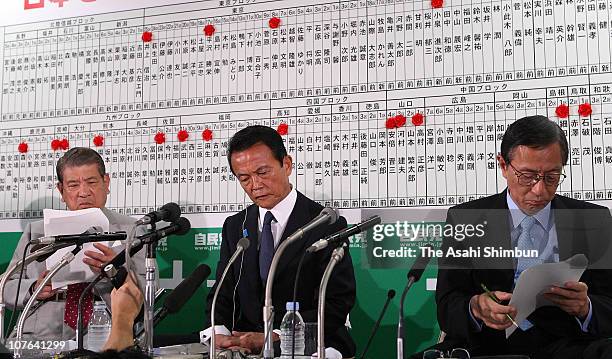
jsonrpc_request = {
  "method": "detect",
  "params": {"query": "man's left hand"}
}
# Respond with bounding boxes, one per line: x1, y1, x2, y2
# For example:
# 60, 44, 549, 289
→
543, 281, 590, 319
230, 331, 280, 353
83, 243, 116, 273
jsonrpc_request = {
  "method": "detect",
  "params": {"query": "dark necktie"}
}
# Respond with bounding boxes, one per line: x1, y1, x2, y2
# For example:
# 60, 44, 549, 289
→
259, 211, 276, 283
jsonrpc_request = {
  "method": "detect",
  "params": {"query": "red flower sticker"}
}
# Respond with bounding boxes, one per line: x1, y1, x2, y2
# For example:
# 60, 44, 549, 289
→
204, 24, 215, 36
555, 104, 569, 118
395, 114, 407, 127
177, 130, 189, 142
93, 135, 104, 147
60, 138, 69, 150
141, 31, 153, 42
277, 123, 288, 135
411, 113, 425, 126
431, 0, 444, 8
385, 117, 397, 129
202, 128, 213, 141
269, 17, 281, 29
51, 139, 61, 151
154, 132, 166, 145
578, 103, 592, 117
18, 142, 28, 153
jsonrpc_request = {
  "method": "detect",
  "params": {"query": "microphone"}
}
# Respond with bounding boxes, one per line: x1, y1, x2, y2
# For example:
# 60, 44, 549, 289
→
76, 218, 192, 350
359, 289, 396, 359
29, 231, 127, 245
406, 249, 431, 284
135, 264, 211, 337
397, 247, 433, 359
307, 215, 381, 253
135, 202, 181, 226
286, 207, 338, 243
210, 237, 250, 359
103, 217, 192, 276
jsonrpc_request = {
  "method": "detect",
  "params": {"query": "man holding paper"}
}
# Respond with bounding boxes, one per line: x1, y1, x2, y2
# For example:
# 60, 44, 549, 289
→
2, 147, 146, 340
427, 116, 612, 358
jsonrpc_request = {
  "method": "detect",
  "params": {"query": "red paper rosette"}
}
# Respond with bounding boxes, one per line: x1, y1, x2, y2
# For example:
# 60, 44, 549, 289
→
395, 114, 407, 127
555, 104, 569, 118
431, 0, 444, 8
277, 123, 288, 135
177, 130, 189, 142
269, 17, 281, 29
154, 132, 166, 145
18, 142, 28, 153
385, 117, 397, 129
204, 24, 215, 36
141, 31, 153, 42
578, 103, 592, 117
202, 129, 213, 141
411, 113, 425, 126
93, 135, 104, 147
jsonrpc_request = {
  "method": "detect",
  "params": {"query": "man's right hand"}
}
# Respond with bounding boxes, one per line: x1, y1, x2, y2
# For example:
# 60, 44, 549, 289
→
33, 270, 57, 300
470, 291, 517, 330
215, 334, 251, 354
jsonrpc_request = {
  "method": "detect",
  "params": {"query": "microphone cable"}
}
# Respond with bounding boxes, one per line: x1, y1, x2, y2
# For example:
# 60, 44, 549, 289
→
7, 242, 32, 336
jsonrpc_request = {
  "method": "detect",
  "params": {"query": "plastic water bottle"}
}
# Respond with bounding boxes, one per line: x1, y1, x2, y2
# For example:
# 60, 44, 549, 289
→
280, 301, 305, 358
87, 301, 112, 352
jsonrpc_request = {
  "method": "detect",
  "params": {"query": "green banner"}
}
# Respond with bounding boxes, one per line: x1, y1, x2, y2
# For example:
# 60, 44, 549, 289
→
1, 229, 439, 357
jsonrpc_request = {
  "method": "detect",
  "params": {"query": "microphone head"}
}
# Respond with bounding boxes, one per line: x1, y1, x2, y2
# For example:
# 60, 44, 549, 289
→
162, 202, 182, 222
321, 207, 338, 225
387, 289, 396, 299
237, 237, 250, 250
407, 249, 433, 283
164, 264, 211, 314
174, 217, 191, 236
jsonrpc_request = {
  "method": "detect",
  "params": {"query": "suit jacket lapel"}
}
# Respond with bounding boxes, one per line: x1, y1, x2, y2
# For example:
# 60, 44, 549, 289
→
243, 204, 264, 305
552, 196, 578, 261
487, 189, 515, 290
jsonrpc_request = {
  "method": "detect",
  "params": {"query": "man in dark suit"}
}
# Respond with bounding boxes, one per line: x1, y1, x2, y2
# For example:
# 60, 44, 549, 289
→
429, 115, 612, 358
204, 125, 356, 357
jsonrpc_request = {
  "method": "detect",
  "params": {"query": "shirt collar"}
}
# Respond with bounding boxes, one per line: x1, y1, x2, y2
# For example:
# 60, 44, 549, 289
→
258, 186, 297, 229
506, 191, 552, 230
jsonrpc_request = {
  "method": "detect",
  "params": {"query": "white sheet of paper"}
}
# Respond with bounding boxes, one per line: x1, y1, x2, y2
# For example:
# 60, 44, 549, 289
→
43, 208, 112, 290
506, 254, 588, 338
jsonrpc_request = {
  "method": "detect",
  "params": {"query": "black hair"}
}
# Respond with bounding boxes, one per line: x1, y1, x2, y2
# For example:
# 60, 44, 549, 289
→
500, 115, 569, 165
226, 125, 288, 174
56, 147, 106, 183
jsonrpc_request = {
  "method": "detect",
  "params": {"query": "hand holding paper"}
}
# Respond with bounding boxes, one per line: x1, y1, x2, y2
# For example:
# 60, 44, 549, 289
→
43, 208, 120, 289
83, 242, 118, 274
505, 254, 588, 338
542, 280, 590, 319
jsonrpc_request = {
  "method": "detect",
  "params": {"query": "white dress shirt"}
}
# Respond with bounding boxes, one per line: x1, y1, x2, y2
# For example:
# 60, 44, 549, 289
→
258, 186, 298, 248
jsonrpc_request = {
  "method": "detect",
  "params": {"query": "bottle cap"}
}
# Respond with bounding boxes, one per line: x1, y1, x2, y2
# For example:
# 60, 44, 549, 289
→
286, 302, 300, 311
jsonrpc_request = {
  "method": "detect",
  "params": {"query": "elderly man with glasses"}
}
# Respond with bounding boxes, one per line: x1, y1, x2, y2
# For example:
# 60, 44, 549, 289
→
417, 115, 612, 359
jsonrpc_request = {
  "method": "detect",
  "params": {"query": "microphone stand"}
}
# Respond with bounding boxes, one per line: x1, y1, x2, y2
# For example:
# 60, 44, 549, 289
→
144, 223, 157, 356
14, 245, 82, 358
76, 274, 105, 351
263, 208, 337, 359
397, 276, 416, 359
263, 233, 303, 359
317, 244, 347, 359
0, 243, 73, 341
210, 239, 249, 359
359, 289, 395, 359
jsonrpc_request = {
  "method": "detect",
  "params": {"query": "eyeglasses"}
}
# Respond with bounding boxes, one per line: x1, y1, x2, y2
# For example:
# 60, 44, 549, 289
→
423, 348, 470, 359
508, 162, 566, 187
